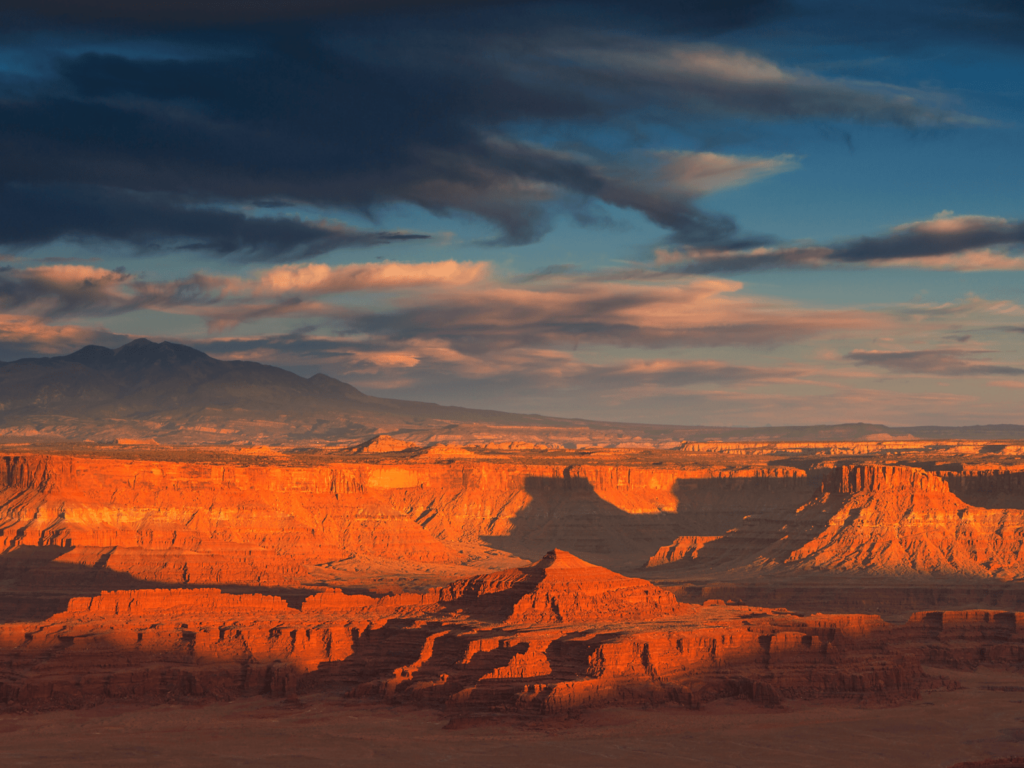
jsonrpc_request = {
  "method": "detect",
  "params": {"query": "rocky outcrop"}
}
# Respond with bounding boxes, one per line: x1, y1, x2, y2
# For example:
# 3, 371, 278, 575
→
944, 467, 1024, 509
4, 450, 1024, 597
0, 453, 814, 586
351, 435, 419, 453
647, 536, 723, 566
647, 465, 1024, 581
437, 549, 686, 625
677, 440, 1024, 456
777, 465, 1024, 577
0, 553, 992, 714
0, 454, 478, 587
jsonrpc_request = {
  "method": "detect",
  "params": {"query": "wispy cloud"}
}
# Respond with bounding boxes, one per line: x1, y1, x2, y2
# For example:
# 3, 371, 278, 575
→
657, 213, 1024, 272
558, 40, 981, 126
846, 348, 1024, 377
0, 259, 489, 319
0, 312, 128, 359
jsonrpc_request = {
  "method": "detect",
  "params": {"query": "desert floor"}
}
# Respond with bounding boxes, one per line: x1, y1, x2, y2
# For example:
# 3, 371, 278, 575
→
4, 667, 1023, 768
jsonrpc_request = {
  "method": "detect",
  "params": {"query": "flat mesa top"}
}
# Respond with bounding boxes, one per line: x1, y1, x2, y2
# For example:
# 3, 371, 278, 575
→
0, 441, 1022, 471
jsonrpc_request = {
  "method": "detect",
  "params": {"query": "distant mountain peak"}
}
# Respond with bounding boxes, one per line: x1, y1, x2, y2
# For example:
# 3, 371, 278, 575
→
118, 338, 155, 350
113, 338, 212, 363
0, 338, 592, 443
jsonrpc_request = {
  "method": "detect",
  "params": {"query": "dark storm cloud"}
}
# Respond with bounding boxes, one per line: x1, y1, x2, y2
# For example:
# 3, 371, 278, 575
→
925, 1, 1024, 48
846, 349, 1024, 377
0, 0, 787, 31
0, 1, 981, 254
0, 184, 425, 259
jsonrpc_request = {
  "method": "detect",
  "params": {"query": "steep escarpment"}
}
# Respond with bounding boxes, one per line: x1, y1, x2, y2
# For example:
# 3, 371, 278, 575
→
0, 454, 474, 587
3, 552, 998, 714
944, 467, 1024, 510
4, 451, 1023, 597
776, 465, 1024, 577
0, 453, 811, 587
648, 465, 1024, 581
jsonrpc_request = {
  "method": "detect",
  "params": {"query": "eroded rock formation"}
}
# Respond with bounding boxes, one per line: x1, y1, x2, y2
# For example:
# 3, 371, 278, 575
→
648, 465, 1024, 580
3, 450, 1024, 595
0, 551, 988, 714
0, 452, 815, 585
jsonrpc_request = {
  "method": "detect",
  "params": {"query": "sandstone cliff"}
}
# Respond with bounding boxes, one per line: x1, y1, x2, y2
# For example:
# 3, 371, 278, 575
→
0, 552, 984, 714
647, 465, 1024, 580
0, 453, 812, 587
776, 465, 1024, 577
4, 451, 1023, 596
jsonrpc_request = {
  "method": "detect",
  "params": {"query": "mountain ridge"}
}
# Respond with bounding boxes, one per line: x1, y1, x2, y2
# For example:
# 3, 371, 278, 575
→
1, 339, 1022, 445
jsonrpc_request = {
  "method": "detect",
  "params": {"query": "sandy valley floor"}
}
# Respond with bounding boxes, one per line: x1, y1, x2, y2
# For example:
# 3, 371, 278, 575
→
3, 667, 1024, 768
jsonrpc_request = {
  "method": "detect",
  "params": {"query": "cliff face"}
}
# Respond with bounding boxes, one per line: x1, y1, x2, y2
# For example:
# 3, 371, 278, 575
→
4, 453, 1023, 590
776, 465, 1024, 578
645, 465, 1024, 581
0, 454, 811, 585
0, 552, 985, 714
0, 455, 470, 586
944, 467, 1024, 509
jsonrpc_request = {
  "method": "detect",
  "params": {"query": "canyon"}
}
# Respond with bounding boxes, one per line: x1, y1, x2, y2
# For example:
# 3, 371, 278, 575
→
2, 439, 1024, 766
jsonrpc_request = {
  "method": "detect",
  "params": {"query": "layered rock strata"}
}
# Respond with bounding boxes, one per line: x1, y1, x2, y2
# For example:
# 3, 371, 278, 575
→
3, 452, 1024, 594
648, 465, 1024, 580
0, 453, 813, 584
2, 551, 1008, 715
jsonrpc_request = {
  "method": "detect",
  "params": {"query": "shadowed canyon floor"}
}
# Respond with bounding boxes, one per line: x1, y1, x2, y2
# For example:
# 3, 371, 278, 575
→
2, 441, 1024, 762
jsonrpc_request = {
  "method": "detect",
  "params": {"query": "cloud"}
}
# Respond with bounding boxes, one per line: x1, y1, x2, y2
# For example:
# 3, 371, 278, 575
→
0, 263, 136, 316
0, 184, 426, 260
831, 213, 1024, 263
0, 257, 880, 378
0, 259, 491, 325
558, 40, 979, 127
0, 313, 128, 359
846, 348, 1024, 377
0, 0, 787, 30
198, 330, 793, 395
248, 260, 489, 296
0, 11, 981, 253
660, 213, 1024, 272
340, 272, 877, 357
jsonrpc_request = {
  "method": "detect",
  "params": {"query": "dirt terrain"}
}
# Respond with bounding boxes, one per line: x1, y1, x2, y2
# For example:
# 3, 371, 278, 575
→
6, 670, 1024, 768
2, 439, 1024, 762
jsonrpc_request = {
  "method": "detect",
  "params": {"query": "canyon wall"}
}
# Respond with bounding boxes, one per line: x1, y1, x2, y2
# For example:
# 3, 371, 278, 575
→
648, 464, 1024, 581
0, 453, 813, 584
0, 553, 985, 714
2, 452, 1022, 596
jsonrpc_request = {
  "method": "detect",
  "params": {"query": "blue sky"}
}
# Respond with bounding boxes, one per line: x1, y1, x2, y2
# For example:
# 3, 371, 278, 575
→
0, 0, 1021, 426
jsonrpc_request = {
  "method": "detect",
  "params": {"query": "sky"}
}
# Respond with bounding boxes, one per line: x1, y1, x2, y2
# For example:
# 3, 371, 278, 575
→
0, 0, 1021, 426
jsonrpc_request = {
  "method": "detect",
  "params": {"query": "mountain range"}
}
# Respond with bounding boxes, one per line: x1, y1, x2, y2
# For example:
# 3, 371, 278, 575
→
0, 339, 1021, 445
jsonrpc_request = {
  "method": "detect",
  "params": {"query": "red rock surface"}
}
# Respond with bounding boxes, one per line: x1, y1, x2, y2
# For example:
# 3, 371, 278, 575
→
773, 465, 1024, 577
3, 444, 1024, 719
0, 451, 816, 586
647, 464, 1024, 581
2, 550, 1010, 715
0, 453, 493, 587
